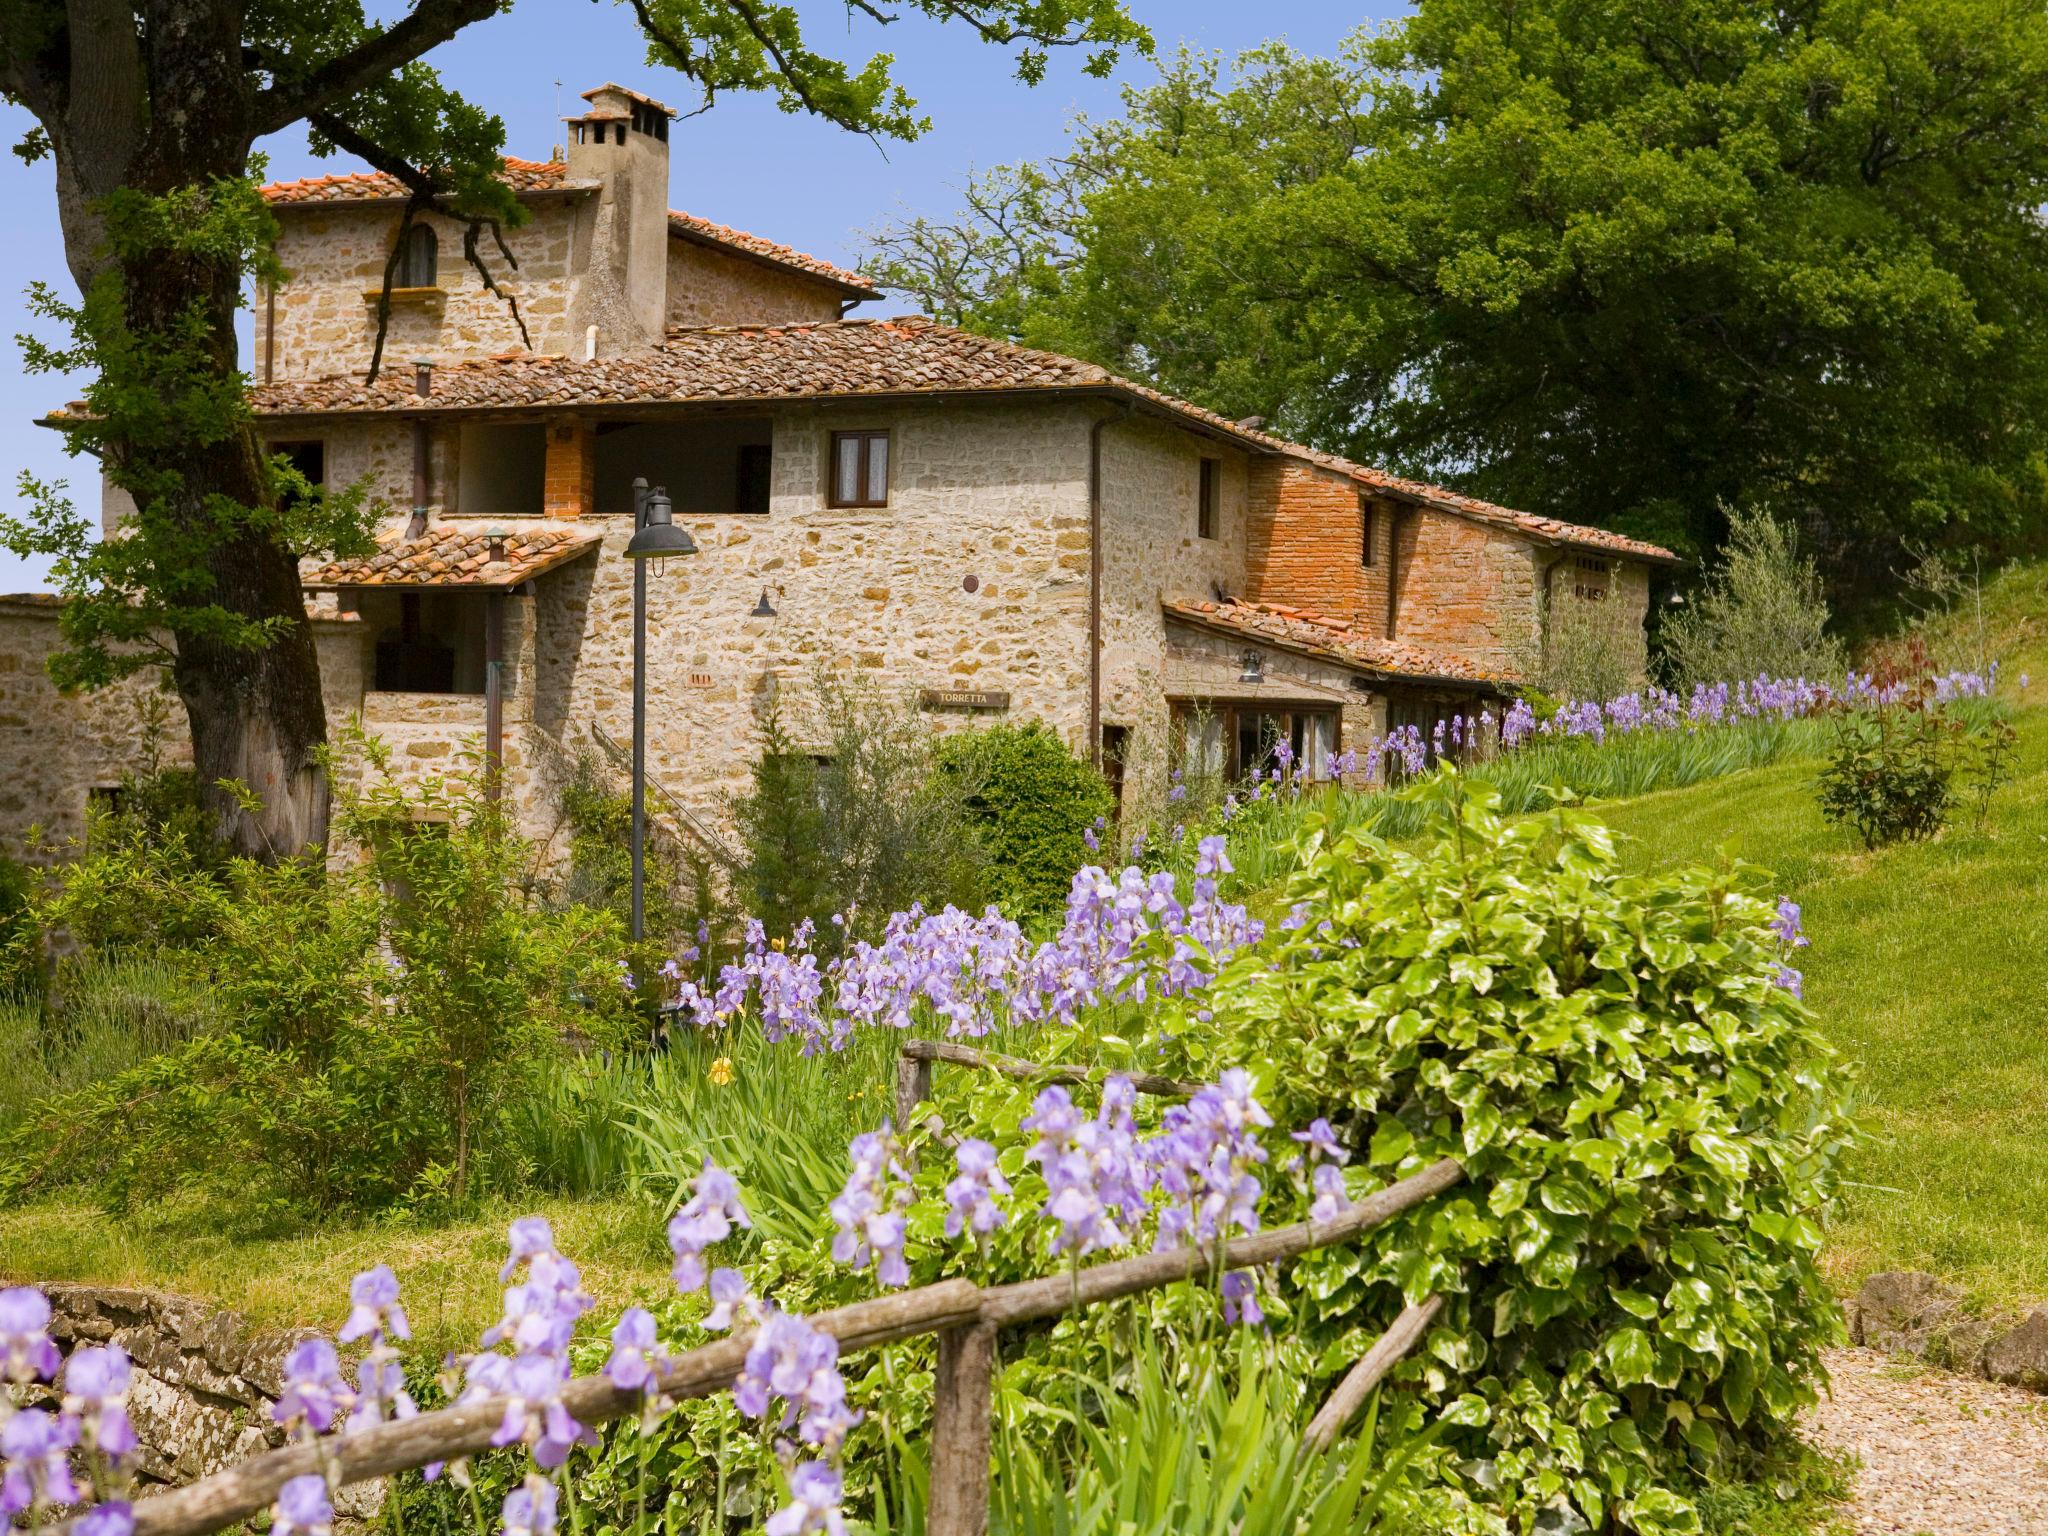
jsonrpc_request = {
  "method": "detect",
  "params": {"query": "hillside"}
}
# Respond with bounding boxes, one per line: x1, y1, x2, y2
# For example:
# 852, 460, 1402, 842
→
1600, 562, 2048, 1307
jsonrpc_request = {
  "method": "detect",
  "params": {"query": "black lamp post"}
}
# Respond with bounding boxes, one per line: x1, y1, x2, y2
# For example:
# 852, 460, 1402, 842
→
623, 477, 698, 949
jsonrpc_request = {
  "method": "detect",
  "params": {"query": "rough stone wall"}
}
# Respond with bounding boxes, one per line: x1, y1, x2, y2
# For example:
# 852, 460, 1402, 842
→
25, 1284, 381, 1518
1243, 460, 1392, 631
664, 240, 847, 329
0, 600, 367, 860
258, 200, 586, 381
1390, 509, 1545, 679
1092, 415, 1250, 792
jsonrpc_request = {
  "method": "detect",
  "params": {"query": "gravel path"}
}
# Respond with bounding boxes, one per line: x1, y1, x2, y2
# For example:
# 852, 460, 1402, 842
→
1805, 1347, 2048, 1534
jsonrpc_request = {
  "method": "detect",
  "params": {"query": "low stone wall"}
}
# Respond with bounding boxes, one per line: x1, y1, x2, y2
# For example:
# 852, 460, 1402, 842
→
1847, 1271, 2048, 1392
26, 1284, 380, 1518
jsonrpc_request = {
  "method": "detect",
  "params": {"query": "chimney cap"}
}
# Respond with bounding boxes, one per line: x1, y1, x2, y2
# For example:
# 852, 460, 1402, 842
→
577, 82, 676, 119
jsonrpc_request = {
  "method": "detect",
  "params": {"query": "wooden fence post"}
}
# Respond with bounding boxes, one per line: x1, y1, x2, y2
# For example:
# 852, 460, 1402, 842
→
895, 1051, 934, 1136
926, 1321, 997, 1536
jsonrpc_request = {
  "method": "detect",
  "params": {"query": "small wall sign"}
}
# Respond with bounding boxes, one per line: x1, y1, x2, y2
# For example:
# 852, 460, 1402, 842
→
919, 688, 1011, 712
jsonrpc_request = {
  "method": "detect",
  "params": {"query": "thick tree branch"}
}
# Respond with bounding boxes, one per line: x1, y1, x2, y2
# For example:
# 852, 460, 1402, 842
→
248, 0, 499, 138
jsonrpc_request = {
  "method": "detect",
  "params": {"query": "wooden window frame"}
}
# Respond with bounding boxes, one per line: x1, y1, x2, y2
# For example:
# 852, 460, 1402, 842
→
1197, 458, 1220, 541
1169, 698, 1342, 782
397, 223, 438, 289
828, 430, 891, 509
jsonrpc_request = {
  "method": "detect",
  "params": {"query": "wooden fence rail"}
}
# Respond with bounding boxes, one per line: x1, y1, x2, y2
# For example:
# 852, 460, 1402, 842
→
108, 1045, 1464, 1536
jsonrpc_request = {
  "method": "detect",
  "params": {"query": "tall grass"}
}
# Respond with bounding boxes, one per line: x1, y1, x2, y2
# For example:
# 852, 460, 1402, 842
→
0, 954, 217, 1126
991, 1331, 1427, 1536
520, 1023, 904, 1247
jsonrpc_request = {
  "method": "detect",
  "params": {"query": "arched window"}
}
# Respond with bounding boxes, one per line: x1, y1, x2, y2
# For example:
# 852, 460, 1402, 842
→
398, 223, 438, 288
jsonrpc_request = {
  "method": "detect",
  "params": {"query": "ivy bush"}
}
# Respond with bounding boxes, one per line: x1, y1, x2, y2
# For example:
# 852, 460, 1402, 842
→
1150, 773, 1849, 1534
935, 721, 1115, 923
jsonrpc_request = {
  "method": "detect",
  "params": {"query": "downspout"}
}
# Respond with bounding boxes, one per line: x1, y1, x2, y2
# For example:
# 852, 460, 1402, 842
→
1087, 402, 1135, 770
1538, 550, 1571, 682
484, 592, 506, 801
409, 360, 434, 540
263, 281, 276, 384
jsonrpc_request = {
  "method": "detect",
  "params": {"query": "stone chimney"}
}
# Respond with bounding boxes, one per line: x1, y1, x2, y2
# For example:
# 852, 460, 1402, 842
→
565, 83, 675, 355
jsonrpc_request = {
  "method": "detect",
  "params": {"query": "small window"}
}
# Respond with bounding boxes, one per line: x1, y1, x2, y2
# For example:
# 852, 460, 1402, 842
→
829, 431, 890, 508
1359, 495, 1376, 567
736, 443, 773, 515
270, 440, 326, 487
1197, 458, 1220, 540
398, 223, 438, 288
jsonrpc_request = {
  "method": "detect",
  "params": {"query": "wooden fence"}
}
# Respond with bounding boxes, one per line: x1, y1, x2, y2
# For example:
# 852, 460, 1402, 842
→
111, 1042, 1463, 1536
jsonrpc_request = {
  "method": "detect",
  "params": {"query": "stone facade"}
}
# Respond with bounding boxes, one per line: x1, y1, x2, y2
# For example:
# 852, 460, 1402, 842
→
0, 597, 364, 855
25, 1284, 381, 1518
665, 238, 844, 329
257, 200, 588, 382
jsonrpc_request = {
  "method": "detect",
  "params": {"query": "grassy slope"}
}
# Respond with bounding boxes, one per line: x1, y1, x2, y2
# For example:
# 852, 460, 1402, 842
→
1598, 562, 2048, 1309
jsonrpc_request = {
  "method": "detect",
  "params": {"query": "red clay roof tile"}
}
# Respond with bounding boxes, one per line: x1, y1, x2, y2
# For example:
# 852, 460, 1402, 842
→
301, 524, 600, 589
1163, 597, 1512, 687
241, 316, 1675, 565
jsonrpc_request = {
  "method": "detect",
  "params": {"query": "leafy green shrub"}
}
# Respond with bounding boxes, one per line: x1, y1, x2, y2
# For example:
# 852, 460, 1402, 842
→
936, 722, 1113, 922
734, 672, 987, 947
0, 854, 40, 998
1817, 688, 2018, 849
0, 736, 637, 1217
1154, 772, 1850, 1534
1660, 505, 1845, 689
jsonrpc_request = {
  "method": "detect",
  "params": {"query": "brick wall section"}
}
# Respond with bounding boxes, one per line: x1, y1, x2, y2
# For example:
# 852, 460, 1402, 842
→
543, 418, 594, 518
1386, 508, 1546, 678
1243, 460, 1391, 633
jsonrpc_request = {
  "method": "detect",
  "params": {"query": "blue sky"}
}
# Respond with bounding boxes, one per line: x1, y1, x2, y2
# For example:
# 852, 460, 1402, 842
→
0, 1, 1395, 594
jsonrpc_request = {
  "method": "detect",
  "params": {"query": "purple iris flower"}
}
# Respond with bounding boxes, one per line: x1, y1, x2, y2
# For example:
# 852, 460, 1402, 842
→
0, 1287, 60, 1384
1220, 1271, 1266, 1327
0, 1408, 82, 1514
270, 1475, 332, 1536
77, 1501, 135, 1536
604, 1308, 666, 1394
501, 1476, 558, 1536
274, 1339, 353, 1436
669, 1159, 752, 1295
767, 1462, 848, 1536
339, 1265, 410, 1345
944, 1138, 1011, 1239
64, 1344, 138, 1462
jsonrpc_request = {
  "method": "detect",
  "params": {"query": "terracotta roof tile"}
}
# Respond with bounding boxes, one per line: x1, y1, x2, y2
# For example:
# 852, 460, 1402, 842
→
259, 156, 582, 205
302, 524, 600, 589
234, 314, 1671, 565
667, 211, 878, 295
1163, 597, 1511, 688
579, 82, 676, 116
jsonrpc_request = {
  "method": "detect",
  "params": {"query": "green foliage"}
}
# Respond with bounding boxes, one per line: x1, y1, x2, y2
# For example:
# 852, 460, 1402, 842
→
0, 855, 38, 998
936, 722, 1114, 923
0, 734, 636, 1218
1541, 583, 1648, 702
733, 674, 988, 946
1152, 772, 1850, 1534
1816, 690, 2017, 849
1661, 509, 1847, 691
869, 5, 2048, 592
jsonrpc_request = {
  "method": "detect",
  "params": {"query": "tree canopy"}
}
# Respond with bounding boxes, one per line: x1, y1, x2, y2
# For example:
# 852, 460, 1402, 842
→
866, 0, 2048, 598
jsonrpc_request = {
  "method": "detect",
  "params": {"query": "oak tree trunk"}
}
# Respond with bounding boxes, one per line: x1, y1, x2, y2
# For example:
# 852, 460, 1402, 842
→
51, 6, 333, 861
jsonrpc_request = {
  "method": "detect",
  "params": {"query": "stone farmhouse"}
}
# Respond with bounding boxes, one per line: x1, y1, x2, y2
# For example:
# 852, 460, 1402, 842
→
2, 82, 1678, 863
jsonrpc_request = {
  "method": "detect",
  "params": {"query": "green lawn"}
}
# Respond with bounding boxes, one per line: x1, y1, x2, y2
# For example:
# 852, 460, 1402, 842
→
1596, 684, 2048, 1309
0, 1193, 674, 1357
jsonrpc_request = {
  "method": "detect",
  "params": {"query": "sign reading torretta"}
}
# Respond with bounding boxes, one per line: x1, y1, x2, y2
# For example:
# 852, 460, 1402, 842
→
917, 688, 1011, 711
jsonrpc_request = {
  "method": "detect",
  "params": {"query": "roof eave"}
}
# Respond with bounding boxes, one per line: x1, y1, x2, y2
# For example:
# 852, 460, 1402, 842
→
1161, 607, 1507, 694
664, 225, 880, 300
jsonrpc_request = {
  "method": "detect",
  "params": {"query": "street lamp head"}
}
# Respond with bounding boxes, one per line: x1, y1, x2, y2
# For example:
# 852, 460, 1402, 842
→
1238, 649, 1264, 685
625, 486, 698, 563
